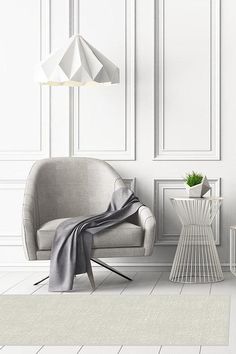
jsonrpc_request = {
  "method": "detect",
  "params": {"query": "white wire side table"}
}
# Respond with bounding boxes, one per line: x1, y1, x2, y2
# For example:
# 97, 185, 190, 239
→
169, 197, 223, 283
230, 226, 236, 276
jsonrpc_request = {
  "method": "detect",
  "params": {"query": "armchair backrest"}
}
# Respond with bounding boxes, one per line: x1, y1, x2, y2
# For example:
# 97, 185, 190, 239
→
24, 157, 125, 228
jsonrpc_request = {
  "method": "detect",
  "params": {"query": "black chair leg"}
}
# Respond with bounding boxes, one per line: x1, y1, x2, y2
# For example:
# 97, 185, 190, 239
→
33, 275, 49, 286
91, 258, 133, 281
33, 259, 133, 286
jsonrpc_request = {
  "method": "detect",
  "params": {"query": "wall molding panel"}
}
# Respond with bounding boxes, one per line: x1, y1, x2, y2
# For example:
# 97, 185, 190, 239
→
154, 178, 221, 245
0, 181, 25, 246
69, 0, 136, 160
154, 0, 220, 160
0, 0, 51, 160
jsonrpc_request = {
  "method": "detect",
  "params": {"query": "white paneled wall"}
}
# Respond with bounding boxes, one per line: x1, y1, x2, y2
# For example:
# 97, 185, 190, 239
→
0, 0, 235, 267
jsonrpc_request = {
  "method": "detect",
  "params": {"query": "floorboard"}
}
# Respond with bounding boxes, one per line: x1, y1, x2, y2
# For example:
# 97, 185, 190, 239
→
160, 346, 201, 354
4, 272, 49, 295
38, 346, 81, 353
78, 346, 121, 354
94, 272, 136, 294
0, 272, 32, 294
63, 271, 110, 294
181, 283, 211, 295
119, 346, 161, 353
200, 346, 233, 354
122, 271, 162, 295
0, 346, 42, 354
151, 272, 183, 295
32, 282, 61, 295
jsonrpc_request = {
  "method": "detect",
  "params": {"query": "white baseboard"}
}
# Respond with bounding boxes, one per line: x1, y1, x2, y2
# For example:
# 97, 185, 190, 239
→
0, 262, 230, 272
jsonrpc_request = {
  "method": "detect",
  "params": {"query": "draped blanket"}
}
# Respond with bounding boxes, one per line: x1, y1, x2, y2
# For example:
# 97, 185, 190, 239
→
49, 187, 143, 291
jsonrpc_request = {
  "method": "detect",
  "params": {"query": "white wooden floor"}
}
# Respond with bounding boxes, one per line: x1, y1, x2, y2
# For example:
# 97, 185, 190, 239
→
0, 269, 235, 354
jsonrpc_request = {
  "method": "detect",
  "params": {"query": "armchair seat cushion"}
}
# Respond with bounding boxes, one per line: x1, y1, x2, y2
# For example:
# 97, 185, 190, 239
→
37, 217, 144, 251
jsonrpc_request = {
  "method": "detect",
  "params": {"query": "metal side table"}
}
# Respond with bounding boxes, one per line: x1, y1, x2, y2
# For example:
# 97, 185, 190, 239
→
230, 226, 236, 276
169, 197, 223, 283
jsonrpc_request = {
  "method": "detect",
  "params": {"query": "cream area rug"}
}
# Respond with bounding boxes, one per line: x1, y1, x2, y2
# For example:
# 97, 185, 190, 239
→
0, 295, 230, 346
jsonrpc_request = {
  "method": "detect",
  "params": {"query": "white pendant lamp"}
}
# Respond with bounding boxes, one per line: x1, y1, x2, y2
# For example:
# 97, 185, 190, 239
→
35, 34, 119, 87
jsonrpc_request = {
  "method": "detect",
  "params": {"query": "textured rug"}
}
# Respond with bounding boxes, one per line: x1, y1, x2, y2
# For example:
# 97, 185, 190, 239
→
0, 295, 230, 345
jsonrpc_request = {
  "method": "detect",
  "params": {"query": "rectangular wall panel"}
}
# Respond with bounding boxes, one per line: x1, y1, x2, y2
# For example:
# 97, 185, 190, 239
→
0, 182, 25, 246
154, 178, 221, 245
70, 0, 135, 160
154, 0, 220, 160
0, 0, 50, 160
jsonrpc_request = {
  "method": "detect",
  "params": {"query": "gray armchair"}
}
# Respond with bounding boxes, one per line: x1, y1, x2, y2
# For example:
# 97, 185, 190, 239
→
22, 157, 156, 283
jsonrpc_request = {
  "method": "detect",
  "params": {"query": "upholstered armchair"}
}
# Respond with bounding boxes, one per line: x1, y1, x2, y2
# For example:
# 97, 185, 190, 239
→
22, 157, 156, 284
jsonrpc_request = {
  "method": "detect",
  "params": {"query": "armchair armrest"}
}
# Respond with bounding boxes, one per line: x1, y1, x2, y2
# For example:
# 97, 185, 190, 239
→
22, 180, 39, 260
138, 206, 156, 256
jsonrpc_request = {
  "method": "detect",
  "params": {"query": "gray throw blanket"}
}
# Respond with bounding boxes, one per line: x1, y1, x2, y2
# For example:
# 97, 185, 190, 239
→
49, 187, 143, 291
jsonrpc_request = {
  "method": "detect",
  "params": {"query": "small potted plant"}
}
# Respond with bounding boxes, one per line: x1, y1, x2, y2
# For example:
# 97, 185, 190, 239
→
185, 171, 211, 198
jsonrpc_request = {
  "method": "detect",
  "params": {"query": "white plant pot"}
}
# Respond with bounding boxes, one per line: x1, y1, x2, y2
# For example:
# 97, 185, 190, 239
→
185, 176, 211, 198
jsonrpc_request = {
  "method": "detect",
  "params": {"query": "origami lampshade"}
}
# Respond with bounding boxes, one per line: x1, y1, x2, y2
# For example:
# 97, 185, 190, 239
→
35, 34, 119, 86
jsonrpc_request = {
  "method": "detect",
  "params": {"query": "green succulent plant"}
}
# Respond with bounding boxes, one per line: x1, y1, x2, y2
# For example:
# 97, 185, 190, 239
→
185, 171, 203, 187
